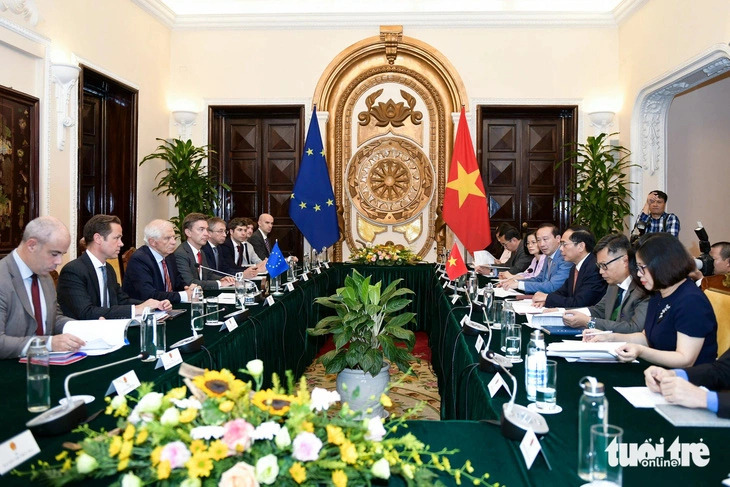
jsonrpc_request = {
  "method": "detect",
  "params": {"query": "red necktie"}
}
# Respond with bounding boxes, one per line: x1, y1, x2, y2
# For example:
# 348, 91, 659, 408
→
196, 251, 202, 278
236, 244, 243, 267
572, 268, 579, 294
162, 259, 173, 292
31, 274, 44, 335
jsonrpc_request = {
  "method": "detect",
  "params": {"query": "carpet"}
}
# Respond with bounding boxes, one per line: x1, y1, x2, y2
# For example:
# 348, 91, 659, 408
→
304, 332, 441, 420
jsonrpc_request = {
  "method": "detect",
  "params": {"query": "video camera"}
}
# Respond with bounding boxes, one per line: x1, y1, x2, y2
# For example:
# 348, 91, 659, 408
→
694, 222, 713, 277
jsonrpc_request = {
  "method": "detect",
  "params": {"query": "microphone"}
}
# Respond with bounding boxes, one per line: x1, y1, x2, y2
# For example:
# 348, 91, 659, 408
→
26, 353, 148, 436
483, 350, 549, 440
195, 263, 236, 278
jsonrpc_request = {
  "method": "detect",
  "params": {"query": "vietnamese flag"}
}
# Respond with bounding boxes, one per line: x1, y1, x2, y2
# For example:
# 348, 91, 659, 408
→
445, 243, 468, 281
443, 107, 491, 251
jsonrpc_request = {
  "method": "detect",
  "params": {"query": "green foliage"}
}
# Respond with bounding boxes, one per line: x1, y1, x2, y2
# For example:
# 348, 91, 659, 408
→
140, 138, 229, 235
559, 132, 637, 239
310, 269, 417, 376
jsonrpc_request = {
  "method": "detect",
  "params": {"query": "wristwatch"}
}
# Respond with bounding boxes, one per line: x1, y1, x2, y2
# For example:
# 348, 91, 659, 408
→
587, 319, 596, 329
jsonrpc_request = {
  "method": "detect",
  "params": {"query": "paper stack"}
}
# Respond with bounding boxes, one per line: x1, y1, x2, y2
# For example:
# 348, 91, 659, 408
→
546, 340, 626, 362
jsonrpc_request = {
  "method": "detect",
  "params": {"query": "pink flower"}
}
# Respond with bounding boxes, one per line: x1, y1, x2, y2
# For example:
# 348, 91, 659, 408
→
291, 432, 323, 462
159, 441, 191, 469
223, 419, 255, 453
219, 461, 259, 487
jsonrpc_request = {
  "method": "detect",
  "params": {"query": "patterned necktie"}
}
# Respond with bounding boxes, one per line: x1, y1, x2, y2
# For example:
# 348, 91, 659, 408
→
264, 236, 271, 253
100, 265, 108, 307
236, 244, 244, 266
610, 287, 625, 321
161, 259, 173, 292
196, 251, 202, 278
30, 274, 44, 335
572, 267, 579, 294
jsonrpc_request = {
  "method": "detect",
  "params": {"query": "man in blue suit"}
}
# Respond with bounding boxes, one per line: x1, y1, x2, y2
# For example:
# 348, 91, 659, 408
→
533, 226, 607, 308
500, 223, 573, 294
202, 217, 227, 272
122, 219, 196, 304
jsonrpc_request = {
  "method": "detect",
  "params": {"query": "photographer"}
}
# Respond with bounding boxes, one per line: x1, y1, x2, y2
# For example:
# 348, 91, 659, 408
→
635, 190, 680, 238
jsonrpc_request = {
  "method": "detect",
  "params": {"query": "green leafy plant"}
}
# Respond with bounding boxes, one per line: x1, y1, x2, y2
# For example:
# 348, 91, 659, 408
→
310, 270, 416, 376
140, 138, 229, 235
559, 132, 637, 239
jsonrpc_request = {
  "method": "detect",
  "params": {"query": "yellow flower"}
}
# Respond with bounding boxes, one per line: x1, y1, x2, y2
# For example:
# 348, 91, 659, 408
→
326, 425, 345, 445
192, 369, 246, 399
109, 435, 123, 457
301, 421, 314, 433
135, 428, 148, 445
219, 400, 235, 413
339, 440, 358, 464
164, 386, 187, 400
151, 446, 163, 466
157, 460, 171, 480
332, 469, 348, 487
289, 462, 306, 484
119, 441, 134, 461
442, 457, 451, 471
380, 394, 392, 408
122, 423, 135, 441
464, 459, 474, 473
117, 457, 129, 471
189, 440, 206, 455
208, 440, 229, 461
252, 389, 297, 416
413, 452, 422, 465
179, 408, 198, 423
186, 451, 213, 478
61, 458, 72, 472
55, 451, 68, 461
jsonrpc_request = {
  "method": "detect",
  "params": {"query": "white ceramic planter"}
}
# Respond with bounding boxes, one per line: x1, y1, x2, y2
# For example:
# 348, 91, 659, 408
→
336, 363, 390, 418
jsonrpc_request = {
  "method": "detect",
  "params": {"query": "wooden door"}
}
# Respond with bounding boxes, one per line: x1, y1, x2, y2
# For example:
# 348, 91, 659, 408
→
78, 68, 138, 261
478, 106, 576, 255
209, 106, 304, 259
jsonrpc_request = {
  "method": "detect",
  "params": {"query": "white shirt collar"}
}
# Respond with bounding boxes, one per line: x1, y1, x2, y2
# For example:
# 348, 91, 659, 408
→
186, 241, 200, 256
86, 249, 105, 269
148, 246, 164, 263
574, 253, 589, 271
11, 249, 34, 280
549, 248, 561, 260
618, 275, 632, 291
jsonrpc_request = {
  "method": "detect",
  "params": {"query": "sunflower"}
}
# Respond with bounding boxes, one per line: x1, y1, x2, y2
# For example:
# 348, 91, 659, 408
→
192, 369, 246, 399
251, 389, 298, 416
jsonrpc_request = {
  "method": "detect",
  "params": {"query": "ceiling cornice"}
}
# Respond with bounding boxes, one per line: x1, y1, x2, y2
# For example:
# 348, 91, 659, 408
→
131, 0, 649, 30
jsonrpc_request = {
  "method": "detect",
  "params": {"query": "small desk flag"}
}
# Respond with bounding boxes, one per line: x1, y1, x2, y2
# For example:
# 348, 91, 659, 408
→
289, 108, 340, 250
266, 241, 289, 278
446, 243, 468, 281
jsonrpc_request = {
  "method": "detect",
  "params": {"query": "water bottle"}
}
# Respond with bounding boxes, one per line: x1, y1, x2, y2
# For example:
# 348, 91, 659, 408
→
234, 273, 246, 309
286, 257, 295, 282
190, 287, 205, 332
303, 254, 310, 272
578, 376, 609, 481
321, 247, 328, 264
467, 272, 479, 303
27, 337, 50, 412
482, 283, 494, 323
140, 307, 157, 361
525, 330, 547, 401
500, 301, 515, 351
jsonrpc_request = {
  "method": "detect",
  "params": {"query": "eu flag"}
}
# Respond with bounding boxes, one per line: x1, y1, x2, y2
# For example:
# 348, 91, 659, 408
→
289, 108, 340, 250
266, 241, 289, 278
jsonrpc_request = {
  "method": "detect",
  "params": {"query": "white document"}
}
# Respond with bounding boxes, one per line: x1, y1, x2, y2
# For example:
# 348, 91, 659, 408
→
63, 319, 130, 356
511, 300, 544, 315
217, 293, 237, 305
526, 308, 566, 328
546, 340, 626, 361
494, 287, 521, 298
473, 250, 496, 266
614, 386, 669, 408
563, 307, 591, 317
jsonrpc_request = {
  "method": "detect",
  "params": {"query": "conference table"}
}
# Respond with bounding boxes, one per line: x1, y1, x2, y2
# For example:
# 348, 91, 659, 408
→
0, 263, 727, 486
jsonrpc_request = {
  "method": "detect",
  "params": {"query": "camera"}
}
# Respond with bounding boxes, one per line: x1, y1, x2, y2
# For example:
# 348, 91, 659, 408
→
694, 222, 713, 277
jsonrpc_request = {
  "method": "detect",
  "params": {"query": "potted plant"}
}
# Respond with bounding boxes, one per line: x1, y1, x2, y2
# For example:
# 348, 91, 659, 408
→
559, 132, 636, 239
140, 138, 228, 235
310, 269, 416, 417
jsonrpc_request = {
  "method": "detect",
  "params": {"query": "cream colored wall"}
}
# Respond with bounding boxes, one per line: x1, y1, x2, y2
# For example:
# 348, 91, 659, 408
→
667, 74, 730, 253
0, 0, 172, 257
618, 0, 730, 213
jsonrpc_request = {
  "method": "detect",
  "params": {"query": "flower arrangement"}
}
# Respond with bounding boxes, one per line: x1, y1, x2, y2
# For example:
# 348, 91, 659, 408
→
350, 243, 421, 266
16, 361, 496, 486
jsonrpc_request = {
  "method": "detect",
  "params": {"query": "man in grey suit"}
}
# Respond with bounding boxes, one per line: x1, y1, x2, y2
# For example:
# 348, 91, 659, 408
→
0, 216, 84, 358
248, 213, 274, 260
174, 213, 235, 290
563, 233, 649, 333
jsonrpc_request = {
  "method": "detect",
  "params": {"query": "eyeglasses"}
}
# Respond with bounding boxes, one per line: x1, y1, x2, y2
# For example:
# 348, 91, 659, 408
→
559, 240, 574, 248
596, 254, 626, 271
635, 263, 649, 275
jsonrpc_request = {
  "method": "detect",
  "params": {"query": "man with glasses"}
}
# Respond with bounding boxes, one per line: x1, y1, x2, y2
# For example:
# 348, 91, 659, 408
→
202, 217, 227, 272
563, 233, 649, 333
532, 226, 606, 308
499, 223, 573, 294
635, 190, 680, 237
476, 225, 531, 276
174, 213, 236, 290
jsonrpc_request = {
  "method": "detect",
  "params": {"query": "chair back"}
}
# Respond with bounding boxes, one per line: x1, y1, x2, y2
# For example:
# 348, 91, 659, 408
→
121, 247, 136, 277
705, 285, 730, 357
106, 258, 122, 284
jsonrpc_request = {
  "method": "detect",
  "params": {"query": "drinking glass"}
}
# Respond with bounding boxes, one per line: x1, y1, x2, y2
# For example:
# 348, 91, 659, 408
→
492, 300, 503, 330
536, 359, 558, 411
504, 323, 522, 360
590, 424, 623, 486
205, 297, 219, 325
467, 274, 479, 303
190, 287, 205, 332
234, 273, 246, 309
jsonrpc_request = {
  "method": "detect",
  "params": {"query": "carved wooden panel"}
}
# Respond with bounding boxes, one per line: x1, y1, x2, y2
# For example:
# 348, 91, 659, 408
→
0, 85, 39, 257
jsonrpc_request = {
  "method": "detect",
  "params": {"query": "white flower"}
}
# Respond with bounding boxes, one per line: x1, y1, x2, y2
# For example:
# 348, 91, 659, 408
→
121, 473, 142, 487
365, 416, 386, 442
110, 395, 127, 410
274, 426, 291, 448
371, 458, 391, 479
190, 425, 225, 440
252, 421, 281, 440
246, 359, 264, 378
76, 452, 98, 474
255, 454, 280, 485
310, 387, 340, 412
160, 407, 180, 426
171, 397, 202, 410
136, 392, 164, 413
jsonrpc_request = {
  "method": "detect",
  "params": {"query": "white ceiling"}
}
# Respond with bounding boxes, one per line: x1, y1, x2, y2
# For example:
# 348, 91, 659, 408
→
132, 0, 648, 29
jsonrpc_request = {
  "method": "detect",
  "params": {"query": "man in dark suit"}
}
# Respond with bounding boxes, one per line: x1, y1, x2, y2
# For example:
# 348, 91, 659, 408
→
122, 219, 196, 304
219, 217, 263, 277
534, 226, 607, 308
202, 217, 227, 272
0, 216, 84, 358
248, 213, 273, 260
563, 234, 649, 333
476, 225, 532, 277
57, 214, 171, 320
174, 213, 235, 290
645, 348, 730, 418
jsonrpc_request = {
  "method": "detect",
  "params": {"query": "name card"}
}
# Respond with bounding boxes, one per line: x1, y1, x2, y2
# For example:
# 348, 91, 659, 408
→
160, 348, 183, 370
301, 273, 309, 282
266, 295, 275, 306
315, 267, 322, 275
451, 294, 460, 305
323, 262, 330, 269
488, 372, 508, 398
225, 317, 238, 332
475, 335, 485, 353
442, 281, 449, 289
519, 428, 542, 470
0, 430, 40, 475
110, 370, 141, 397
286, 282, 295, 292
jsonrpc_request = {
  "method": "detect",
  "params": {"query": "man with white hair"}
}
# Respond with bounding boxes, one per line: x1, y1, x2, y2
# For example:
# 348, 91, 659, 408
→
0, 216, 85, 358
122, 219, 196, 304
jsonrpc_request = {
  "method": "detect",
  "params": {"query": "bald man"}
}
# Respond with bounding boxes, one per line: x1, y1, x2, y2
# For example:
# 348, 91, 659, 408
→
0, 216, 85, 358
248, 213, 274, 260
